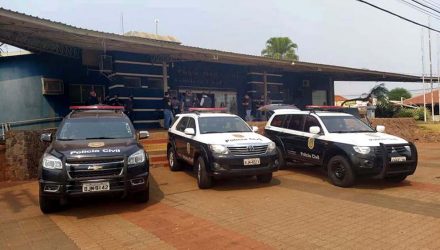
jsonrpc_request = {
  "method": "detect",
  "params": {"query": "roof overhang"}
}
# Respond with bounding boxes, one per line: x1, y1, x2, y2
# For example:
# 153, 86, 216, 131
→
0, 8, 423, 82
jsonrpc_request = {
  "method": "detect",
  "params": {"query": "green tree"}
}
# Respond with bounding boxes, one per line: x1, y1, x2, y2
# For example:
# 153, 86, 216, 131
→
261, 37, 299, 60
387, 87, 412, 101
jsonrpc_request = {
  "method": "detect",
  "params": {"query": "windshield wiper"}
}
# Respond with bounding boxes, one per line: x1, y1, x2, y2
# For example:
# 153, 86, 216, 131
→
202, 131, 221, 134
225, 130, 248, 133
58, 138, 75, 141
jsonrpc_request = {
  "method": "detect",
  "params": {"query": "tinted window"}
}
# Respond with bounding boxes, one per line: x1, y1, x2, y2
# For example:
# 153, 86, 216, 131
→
176, 117, 189, 132
199, 116, 251, 134
270, 115, 285, 127
286, 115, 305, 131
320, 116, 374, 133
58, 119, 133, 140
187, 118, 196, 130
303, 115, 322, 133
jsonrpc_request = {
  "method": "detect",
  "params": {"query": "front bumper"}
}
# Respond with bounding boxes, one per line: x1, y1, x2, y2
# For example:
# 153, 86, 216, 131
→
350, 143, 418, 178
39, 162, 149, 198
208, 152, 278, 177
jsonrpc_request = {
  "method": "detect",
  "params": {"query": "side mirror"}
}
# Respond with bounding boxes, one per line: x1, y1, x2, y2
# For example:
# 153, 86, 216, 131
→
139, 130, 149, 139
184, 128, 196, 136
309, 126, 321, 135
376, 125, 385, 133
252, 126, 259, 132
40, 133, 52, 142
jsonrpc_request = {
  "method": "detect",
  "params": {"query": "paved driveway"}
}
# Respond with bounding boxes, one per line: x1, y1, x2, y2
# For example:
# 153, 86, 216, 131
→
1, 143, 440, 249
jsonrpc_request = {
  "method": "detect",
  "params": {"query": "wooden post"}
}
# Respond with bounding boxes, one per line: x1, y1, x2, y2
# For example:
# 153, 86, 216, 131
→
263, 71, 268, 105
162, 62, 168, 94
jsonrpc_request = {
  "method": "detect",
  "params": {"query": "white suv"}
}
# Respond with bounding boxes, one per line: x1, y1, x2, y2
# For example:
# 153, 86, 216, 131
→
264, 109, 418, 187
167, 112, 278, 188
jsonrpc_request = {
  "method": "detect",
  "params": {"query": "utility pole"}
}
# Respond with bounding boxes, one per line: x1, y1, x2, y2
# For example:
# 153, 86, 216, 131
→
428, 18, 435, 121
154, 19, 159, 35
421, 28, 427, 122
120, 12, 125, 35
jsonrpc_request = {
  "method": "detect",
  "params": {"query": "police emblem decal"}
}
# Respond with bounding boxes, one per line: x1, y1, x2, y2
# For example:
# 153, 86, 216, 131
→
88, 142, 105, 148
307, 137, 315, 150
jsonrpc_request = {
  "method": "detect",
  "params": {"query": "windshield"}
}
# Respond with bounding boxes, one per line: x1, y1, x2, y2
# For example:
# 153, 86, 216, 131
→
199, 116, 252, 134
320, 116, 374, 133
58, 119, 134, 140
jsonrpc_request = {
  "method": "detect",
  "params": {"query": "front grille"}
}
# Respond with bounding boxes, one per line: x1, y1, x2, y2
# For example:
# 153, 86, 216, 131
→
386, 145, 408, 155
66, 157, 124, 179
227, 145, 268, 156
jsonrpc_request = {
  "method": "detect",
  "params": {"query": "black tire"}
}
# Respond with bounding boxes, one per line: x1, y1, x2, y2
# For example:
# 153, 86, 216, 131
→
39, 195, 61, 214
196, 156, 212, 189
134, 181, 150, 203
168, 146, 182, 171
327, 155, 355, 187
385, 174, 408, 183
257, 173, 273, 183
276, 146, 286, 169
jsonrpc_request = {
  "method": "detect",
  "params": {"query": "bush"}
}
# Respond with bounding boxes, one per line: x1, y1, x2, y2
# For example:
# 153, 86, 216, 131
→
394, 107, 431, 121
375, 103, 397, 118
395, 108, 414, 118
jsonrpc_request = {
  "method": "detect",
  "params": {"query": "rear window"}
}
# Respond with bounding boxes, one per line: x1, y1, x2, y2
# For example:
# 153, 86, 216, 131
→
270, 115, 285, 127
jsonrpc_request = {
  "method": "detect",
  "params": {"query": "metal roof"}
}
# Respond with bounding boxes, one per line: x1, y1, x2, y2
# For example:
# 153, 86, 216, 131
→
0, 7, 423, 82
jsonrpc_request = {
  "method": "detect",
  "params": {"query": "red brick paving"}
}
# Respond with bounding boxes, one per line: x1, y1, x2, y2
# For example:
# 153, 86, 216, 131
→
122, 202, 272, 250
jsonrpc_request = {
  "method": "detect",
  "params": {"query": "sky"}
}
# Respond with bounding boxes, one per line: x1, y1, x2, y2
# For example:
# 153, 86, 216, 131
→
1, 0, 440, 98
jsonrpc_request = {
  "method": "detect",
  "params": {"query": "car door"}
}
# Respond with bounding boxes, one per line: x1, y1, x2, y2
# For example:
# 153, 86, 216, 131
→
299, 114, 326, 165
174, 117, 189, 158
280, 114, 306, 162
180, 117, 197, 164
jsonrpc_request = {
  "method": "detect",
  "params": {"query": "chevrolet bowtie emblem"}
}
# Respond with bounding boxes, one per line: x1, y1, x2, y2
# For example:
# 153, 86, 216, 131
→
88, 165, 103, 171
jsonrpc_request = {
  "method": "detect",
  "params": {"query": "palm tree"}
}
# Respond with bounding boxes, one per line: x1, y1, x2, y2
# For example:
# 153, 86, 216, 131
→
261, 37, 299, 61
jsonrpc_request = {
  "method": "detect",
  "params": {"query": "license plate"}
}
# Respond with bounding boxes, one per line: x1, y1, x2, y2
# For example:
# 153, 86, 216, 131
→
244, 158, 260, 166
82, 182, 110, 192
391, 156, 406, 162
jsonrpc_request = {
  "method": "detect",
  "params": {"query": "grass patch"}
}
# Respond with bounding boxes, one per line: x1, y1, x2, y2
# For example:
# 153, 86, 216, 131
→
418, 123, 440, 133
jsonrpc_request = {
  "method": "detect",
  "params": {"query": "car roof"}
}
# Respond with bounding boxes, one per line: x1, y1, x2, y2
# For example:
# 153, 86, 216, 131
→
177, 113, 239, 118
68, 110, 126, 119
272, 109, 353, 117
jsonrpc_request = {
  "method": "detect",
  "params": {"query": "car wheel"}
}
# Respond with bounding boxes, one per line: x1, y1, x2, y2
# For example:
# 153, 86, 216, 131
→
276, 146, 286, 169
385, 174, 408, 183
134, 181, 150, 203
257, 173, 273, 183
327, 155, 355, 187
39, 195, 61, 214
168, 146, 181, 171
196, 156, 212, 189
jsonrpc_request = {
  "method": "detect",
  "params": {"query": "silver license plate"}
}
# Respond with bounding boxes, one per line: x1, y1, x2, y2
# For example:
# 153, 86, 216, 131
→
243, 158, 260, 166
391, 156, 406, 162
82, 182, 110, 192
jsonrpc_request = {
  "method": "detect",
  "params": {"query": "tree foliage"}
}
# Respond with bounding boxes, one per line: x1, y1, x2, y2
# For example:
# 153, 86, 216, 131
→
261, 37, 299, 61
387, 87, 412, 101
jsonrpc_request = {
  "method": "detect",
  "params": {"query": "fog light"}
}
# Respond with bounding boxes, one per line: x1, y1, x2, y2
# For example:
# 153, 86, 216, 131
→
44, 185, 60, 192
213, 162, 223, 170
130, 178, 145, 186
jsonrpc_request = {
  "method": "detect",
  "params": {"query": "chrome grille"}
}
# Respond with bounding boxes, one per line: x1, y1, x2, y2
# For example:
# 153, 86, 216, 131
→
66, 157, 124, 179
227, 145, 268, 156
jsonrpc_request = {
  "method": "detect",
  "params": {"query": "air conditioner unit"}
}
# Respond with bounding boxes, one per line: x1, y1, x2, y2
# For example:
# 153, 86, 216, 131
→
99, 55, 113, 73
41, 78, 64, 95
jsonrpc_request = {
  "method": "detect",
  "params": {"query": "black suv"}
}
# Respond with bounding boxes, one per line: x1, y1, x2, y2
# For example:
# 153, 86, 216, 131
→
38, 106, 150, 213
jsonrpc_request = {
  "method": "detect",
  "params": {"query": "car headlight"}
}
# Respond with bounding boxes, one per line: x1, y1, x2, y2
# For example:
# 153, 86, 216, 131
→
404, 146, 411, 152
210, 145, 229, 155
353, 146, 371, 154
128, 149, 146, 165
42, 153, 63, 170
267, 141, 276, 153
